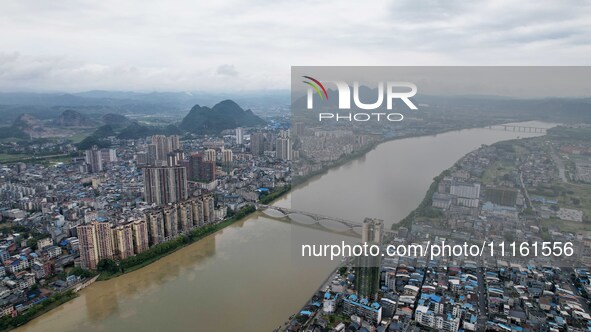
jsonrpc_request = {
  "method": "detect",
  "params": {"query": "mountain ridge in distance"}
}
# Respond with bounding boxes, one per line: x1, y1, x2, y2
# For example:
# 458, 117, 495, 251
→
12, 113, 46, 138
102, 113, 132, 128
53, 110, 98, 127
179, 99, 265, 134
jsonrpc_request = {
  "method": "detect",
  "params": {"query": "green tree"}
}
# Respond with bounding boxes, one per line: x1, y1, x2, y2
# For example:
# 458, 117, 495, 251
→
26, 238, 38, 250
97, 259, 119, 274
504, 232, 516, 242
71, 267, 96, 278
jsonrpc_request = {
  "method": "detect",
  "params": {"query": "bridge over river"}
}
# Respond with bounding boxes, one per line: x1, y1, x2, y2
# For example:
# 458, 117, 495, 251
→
487, 124, 547, 133
256, 204, 395, 234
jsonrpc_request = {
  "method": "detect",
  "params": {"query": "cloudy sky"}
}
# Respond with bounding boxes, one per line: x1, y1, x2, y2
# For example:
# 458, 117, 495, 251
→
1, 0, 590, 92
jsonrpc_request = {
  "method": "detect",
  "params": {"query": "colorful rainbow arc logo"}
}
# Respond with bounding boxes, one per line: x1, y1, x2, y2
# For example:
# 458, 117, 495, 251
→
302, 76, 328, 100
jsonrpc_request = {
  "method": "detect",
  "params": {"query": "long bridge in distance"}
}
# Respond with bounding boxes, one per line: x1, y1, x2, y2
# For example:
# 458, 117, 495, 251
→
487, 124, 547, 133
256, 204, 395, 234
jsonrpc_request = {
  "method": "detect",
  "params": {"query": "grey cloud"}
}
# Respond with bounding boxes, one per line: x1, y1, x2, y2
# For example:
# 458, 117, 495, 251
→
0, 0, 589, 91
216, 64, 239, 77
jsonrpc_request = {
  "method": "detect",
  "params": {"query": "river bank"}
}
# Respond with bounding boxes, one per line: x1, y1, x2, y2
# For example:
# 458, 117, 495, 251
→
0, 271, 102, 331
292, 124, 491, 187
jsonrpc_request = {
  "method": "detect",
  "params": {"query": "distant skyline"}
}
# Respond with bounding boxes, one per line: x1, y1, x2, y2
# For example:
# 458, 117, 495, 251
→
1, 0, 590, 92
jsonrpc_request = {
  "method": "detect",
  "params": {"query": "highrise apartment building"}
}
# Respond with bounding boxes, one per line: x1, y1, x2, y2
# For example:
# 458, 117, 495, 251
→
77, 197, 211, 270
147, 211, 165, 246
235, 127, 243, 144
276, 138, 291, 161
78, 219, 151, 269
131, 218, 150, 254
151, 135, 180, 161
203, 149, 216, 162
85, 146, 103, 173
94, 221, 115, 261
250, 133, 267, 155
149, 135, 181, 166
77, 223, 99, 270
112, 223, 134, 260
355, 218, 383, 300
221, 149, 233, 164
188, 154, 216, 182
143, 166, 188, 205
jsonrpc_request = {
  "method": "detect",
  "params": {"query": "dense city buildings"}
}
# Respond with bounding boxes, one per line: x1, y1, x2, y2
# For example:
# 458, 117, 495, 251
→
83, 146, 118, 174
76, 195, 213, 269
0, 122, 296, 325
285, 126, 591, 332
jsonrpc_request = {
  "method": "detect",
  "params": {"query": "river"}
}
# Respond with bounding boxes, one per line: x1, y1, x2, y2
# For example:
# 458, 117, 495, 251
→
16, 121, 553, 332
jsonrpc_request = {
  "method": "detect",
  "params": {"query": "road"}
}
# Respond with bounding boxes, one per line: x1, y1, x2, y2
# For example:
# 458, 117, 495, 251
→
519, 170, 532, 209
477, 268, 488, 330
551, 152, 569, 183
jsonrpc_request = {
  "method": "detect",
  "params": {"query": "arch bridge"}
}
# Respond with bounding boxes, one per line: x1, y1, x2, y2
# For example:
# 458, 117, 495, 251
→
256, 204, 394, 234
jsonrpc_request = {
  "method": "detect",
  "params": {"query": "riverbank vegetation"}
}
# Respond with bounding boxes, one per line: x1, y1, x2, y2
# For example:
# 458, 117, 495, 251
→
259, 185, 291, 204
0, 291, 77, 332
393, 170, 449, 231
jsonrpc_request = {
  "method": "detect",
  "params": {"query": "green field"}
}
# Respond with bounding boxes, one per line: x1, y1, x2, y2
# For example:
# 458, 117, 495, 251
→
67, 131, 91, 144
540, 218, 591, 233
0, 154, 30, 163
481, 141, 531, 185
0, 153, 72, 165
481, 159, 516, 185
554, 182, 591, 222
